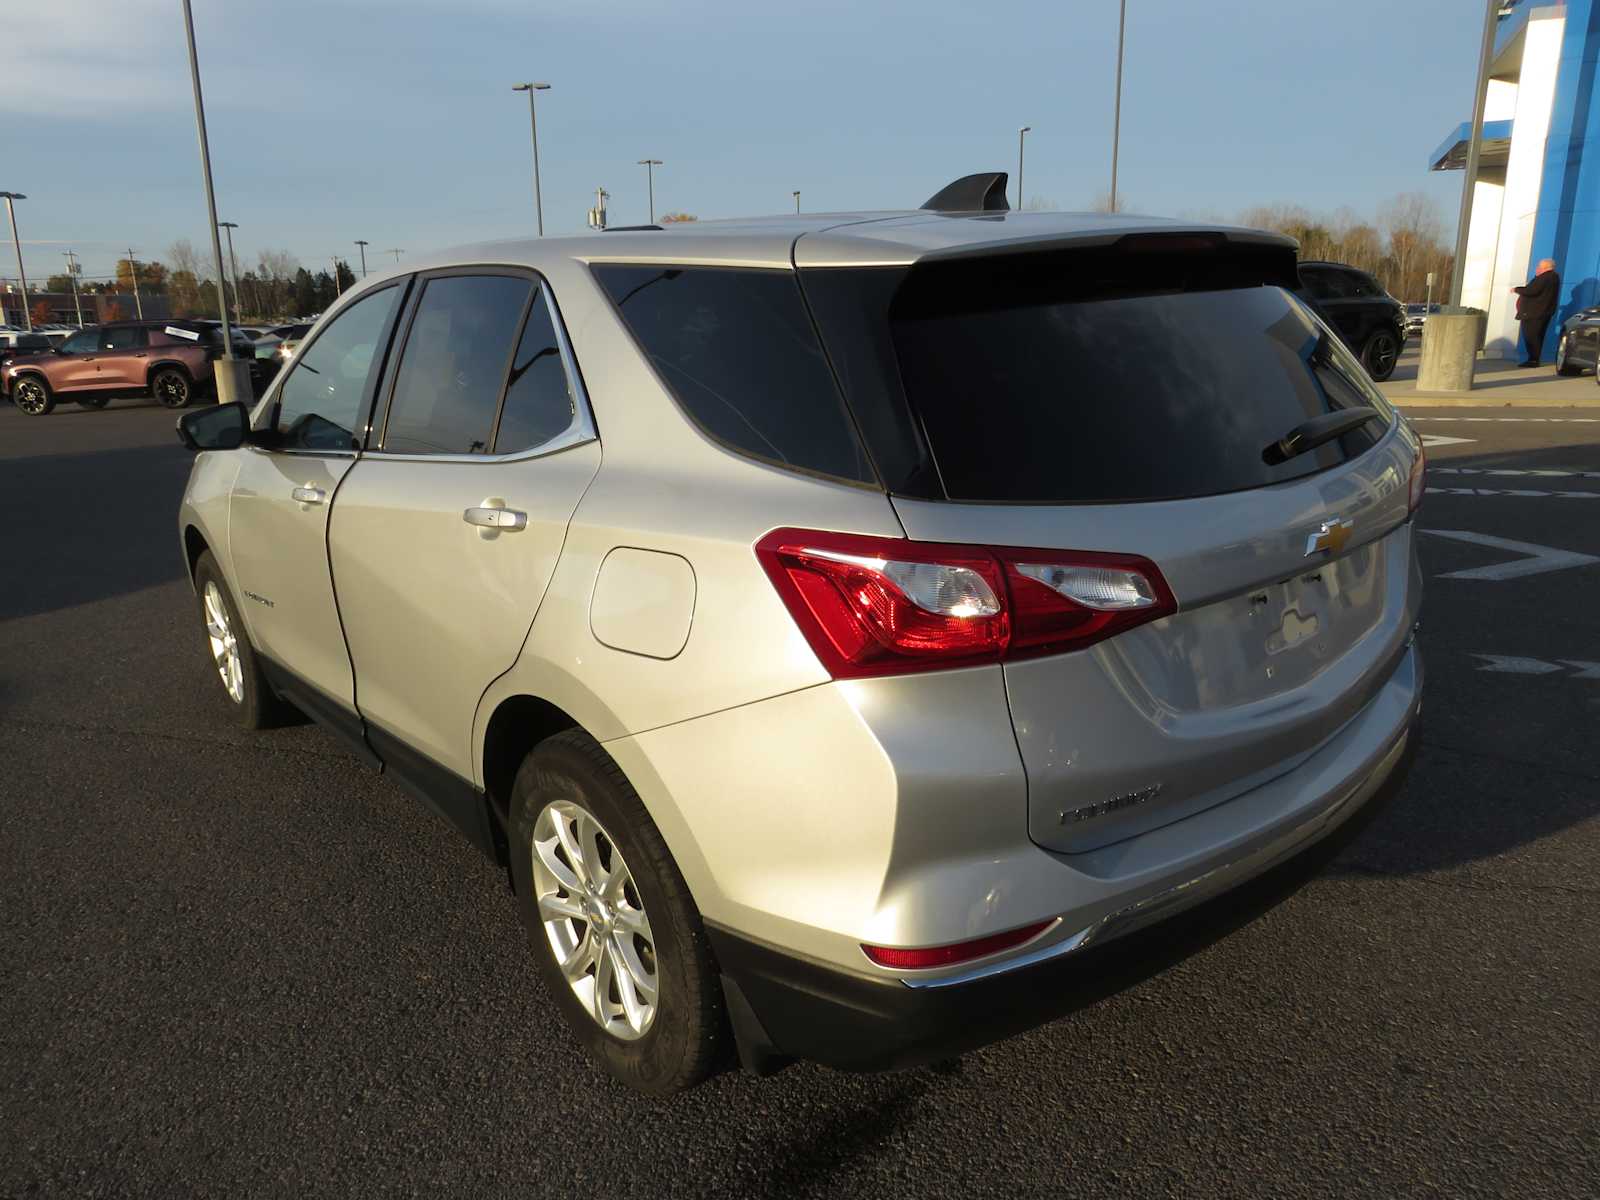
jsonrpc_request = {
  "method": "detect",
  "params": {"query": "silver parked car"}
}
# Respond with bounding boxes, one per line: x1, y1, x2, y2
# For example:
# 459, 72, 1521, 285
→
175, 174, 1425, 1093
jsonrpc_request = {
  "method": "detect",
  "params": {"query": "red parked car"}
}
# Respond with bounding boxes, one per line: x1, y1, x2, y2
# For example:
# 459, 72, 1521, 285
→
2, 319, 258, 415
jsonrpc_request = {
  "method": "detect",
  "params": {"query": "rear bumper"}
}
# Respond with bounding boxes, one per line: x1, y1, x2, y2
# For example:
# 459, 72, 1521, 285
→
711, 663, 1420, 1074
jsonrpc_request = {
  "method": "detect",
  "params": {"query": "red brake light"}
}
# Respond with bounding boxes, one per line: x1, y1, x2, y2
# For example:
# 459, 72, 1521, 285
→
755, 528, 1176, 680
861, 920, 1055, 970
1408, 439, 1427, 513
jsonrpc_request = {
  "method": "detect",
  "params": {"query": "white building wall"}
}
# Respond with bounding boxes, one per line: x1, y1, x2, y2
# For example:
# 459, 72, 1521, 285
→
1485, 12, 1565, 357
1461, 178, 1507, 312
1484, 78, 1519, 122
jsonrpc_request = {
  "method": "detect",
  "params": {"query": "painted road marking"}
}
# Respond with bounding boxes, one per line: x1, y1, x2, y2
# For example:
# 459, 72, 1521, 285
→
1427, 486, 1600, 498
1421, 434, 1477, 447
1474, 655, 1600, 678
1408, 416, 1600, 422
1420, 530, 1600, 580
1431, 467, 1600, 477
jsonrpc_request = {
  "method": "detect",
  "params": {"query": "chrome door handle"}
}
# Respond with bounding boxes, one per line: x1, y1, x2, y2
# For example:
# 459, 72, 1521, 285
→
291, 486, 326, 505
463, 505, 527, 532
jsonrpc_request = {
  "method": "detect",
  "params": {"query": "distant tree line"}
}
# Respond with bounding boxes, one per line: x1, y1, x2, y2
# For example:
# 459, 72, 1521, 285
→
44, 241, 355, 320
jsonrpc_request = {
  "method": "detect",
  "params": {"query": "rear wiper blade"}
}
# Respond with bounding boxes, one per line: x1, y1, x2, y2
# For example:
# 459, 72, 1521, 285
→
1262, 407, 1379, 466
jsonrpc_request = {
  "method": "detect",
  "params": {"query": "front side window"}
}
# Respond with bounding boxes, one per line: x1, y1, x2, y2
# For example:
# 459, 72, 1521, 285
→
493, 286, 577, 453
381, 274, 532, 455
61, 330, 98, 355
275, 286, 400, 451
594, 265, 874, 484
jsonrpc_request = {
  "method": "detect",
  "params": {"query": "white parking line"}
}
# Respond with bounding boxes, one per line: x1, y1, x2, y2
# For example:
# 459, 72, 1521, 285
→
1408, 416, 1600, 422
1431, 467, 1600, 478
1420, 530, 1600, 580
1421, 434, 1476, 447
1474, 655, 1600, 678
1426, 486, 1600, 498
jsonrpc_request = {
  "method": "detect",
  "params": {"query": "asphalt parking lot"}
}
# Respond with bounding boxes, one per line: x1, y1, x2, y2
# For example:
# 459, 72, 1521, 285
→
3, 392, 1597, 1198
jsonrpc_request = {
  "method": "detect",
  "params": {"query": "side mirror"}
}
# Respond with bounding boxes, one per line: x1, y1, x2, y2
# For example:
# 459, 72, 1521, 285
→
177, 401, 250, 451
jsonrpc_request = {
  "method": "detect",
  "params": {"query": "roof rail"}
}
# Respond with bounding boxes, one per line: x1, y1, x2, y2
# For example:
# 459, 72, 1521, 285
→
921, 172, 1010, 213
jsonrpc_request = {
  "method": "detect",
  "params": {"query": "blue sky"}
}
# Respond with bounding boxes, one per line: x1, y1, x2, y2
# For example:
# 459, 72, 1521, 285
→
9, 0, 1480, 284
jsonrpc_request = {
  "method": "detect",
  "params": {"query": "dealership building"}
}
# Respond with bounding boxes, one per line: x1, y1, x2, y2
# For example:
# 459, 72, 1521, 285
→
1431, 0, 1600, 358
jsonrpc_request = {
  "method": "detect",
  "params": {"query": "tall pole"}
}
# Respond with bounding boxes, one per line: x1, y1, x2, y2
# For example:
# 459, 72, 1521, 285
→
793, 190, 801, 213
513, 82, 551, 236
218, 222, 240, 323
125, 247, 145, 319
385, 248, 404, 264
1, 193, 30, 331
638, 159, 662, 223
1451, 0, 1500, 307
180, 0, 233, 361
331, 255, 343, 298
62, 250, 84, 327
1111, 0, 1127, 213
1017, 126, 1031, 210
355, 239, 369, 277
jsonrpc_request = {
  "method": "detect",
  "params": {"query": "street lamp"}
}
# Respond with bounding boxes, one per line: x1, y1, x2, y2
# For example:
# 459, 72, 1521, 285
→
355, 239, 369, 277
384, 248, 404, 264
0, 191, 30, 331
1110, 0, 1127, 213
637, 159, 663, 223
793, 190, 801, 214
512, 82, 552, 236
218, 221, 241, 323
1017, 126, 1031, 210
179, 0, 242, 401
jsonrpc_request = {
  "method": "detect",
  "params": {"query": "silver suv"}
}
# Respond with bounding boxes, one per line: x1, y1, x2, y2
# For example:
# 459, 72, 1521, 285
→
176, 180, 1425, 1093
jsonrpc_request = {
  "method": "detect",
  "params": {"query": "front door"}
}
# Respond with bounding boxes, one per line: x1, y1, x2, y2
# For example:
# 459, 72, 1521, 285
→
96, 325, 149, 388
55, 328, 103, 389
227, 282, 407, 711
328, 271, 600, 779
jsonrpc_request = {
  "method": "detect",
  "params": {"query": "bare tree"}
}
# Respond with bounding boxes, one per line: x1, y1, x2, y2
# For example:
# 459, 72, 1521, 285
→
1023, 196, 1058, 212
1089, 190, 1134, 214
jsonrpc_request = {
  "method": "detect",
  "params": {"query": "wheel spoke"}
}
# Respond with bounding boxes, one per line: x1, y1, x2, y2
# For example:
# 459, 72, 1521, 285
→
533, 832, 582, 893
551, 809, 589, 886
537, 891, 586, 923
612, 932, 658, 1006
611, 937, 650, 1029
558, 927, 599, 983
577, 813, 610, 896
592, 934, 616, 1023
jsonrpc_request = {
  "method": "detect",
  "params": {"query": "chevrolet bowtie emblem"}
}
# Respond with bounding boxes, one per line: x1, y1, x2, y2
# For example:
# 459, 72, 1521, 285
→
1305, 517, 1354, 557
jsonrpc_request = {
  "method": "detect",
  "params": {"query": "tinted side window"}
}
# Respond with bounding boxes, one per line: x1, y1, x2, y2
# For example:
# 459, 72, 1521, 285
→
276, 286, 400, 451
594, 265, 873, 484
494, 286, 576, 453
100, 327, 147, 350
61, 330, 98, 354
16, 334, 49, 350
382, 274, 532, 455
1346, 271, 1380, 298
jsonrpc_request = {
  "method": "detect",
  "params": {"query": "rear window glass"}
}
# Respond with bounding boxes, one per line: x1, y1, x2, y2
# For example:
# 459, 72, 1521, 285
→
593, 265, 874, 484
890, 272, 1391, 504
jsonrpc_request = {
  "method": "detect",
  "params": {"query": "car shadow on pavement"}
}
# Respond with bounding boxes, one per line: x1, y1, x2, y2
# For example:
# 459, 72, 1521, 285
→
0, 441, 194, 621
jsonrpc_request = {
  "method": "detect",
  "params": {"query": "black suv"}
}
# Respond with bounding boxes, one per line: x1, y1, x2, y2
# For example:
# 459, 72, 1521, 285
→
1294, 261, 1406, 381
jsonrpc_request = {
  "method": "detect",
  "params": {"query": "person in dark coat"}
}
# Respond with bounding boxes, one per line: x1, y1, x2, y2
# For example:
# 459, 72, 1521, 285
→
1512, 258, 1561, 367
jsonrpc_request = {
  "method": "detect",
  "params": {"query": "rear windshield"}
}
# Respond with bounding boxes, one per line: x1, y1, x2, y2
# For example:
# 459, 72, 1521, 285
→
889, 269, 1392, 504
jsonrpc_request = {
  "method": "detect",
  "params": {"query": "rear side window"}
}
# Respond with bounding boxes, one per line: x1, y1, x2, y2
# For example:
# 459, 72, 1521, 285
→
382, 274, 532, 455
594, 265, 874, 484
887, 257, 1391, 504
494, 287, 577, 454
100, 327, 147, 350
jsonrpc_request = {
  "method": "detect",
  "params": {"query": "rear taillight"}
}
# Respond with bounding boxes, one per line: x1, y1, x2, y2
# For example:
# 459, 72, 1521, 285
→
755, 528, 1176, 680
861, 920, 1056, 970
1408, 440, 1427, 513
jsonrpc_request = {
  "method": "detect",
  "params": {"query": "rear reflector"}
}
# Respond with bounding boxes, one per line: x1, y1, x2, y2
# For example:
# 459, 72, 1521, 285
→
861, 920, 1055, 970
755, 528, 1176, 679
1408, 439, 1427, 513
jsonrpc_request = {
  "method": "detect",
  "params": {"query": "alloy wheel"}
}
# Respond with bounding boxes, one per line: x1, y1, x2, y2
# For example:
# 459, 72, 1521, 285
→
531, 799, 660, 1041
14, 379, 47, 415
156, 372, 190, 408
1367, 333, 1398, 377
203, 581, 244, 703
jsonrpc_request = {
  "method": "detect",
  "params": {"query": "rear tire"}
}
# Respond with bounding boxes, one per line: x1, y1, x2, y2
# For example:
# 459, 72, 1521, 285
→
1556, 334, 1582, 376
1361, 328, 1400, 381
191, 551, 292, 730
507, 729, 727, 1094
151, 367, 193, 409
11, 374, 53, 416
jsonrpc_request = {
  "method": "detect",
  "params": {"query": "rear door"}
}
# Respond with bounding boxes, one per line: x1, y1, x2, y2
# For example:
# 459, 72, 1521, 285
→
805, 243, 1423, 853
328, 269, 600, 781
97, 324, 149, 388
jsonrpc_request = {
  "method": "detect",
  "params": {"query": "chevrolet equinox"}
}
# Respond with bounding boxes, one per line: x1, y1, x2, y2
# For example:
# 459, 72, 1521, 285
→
175, 175, 1424, 1094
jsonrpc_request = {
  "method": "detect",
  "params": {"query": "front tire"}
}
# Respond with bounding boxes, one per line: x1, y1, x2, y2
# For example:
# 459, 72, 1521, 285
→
151, 367, 193, 409
191, 551, 291, 729
508, 730, 727, 1094
1361, 328, 1400, 381
1556, 334, 1583, 376
11, 375, 53, 416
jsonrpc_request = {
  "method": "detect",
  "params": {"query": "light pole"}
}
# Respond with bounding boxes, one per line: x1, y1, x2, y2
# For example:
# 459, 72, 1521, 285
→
355, 239, 369, 277
218, 221, 241, 323
793, 190, 801, 214
1110, 0, 1127, 213
331, 255, 344, 298
385, 248, 404, 264
61, 250, 84, 327
512, 82, 552, 236
0, 192, 30, 330
637, 159, 662, 223
179, 0, 241, 399
1017, 126, 1031, 210
124, 247, 145, 319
